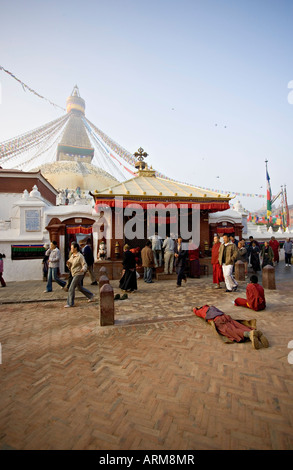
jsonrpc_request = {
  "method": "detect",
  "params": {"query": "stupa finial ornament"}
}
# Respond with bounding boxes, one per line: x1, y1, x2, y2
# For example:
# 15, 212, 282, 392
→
134, 147, 148, 161
134, 147, 148, 171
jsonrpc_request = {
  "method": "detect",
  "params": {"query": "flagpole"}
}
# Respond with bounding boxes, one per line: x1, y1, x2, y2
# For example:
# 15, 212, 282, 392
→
284, 184, 290, 229
265, 159, 271, 230
265, 159, 268, 230
281, 185, 285, 230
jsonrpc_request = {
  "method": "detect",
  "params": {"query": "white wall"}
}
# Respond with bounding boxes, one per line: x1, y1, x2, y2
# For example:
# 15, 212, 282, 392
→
0, 193, 20, 221
0, 239, 45, 282
2, 258, 44, 282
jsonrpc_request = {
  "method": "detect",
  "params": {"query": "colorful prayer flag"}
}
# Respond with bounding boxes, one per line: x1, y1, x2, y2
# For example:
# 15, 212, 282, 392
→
266, 163, 272, 218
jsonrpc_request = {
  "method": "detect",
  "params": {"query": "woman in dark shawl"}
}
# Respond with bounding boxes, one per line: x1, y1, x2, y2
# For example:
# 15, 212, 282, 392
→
249, 241, 261, 273
119, 244, 137, 292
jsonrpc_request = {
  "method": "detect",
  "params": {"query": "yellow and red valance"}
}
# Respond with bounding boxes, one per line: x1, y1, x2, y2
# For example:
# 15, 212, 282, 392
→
66, 225, 92, 234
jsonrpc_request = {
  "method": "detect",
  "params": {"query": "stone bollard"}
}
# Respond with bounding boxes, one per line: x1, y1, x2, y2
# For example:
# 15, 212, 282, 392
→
100, 283, 114, 326
99, 274, 109, 289
234, 260, 245, 281
99, 266, 108, 278
262, 264, 276, 290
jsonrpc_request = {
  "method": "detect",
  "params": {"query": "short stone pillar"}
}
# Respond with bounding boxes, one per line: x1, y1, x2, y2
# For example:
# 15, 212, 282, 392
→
234, 260, 245, 281
262, 264, 276, 290
99, 274, 109, 289
100, 283, 114, 326
99, 266, 108, 278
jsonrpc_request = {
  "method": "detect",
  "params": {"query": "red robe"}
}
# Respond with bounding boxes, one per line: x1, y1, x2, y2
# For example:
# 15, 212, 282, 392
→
189, 245, 200, 278
269, 240, 280, 262
193, 305, 252, 342
234, 283, 266, 311
211, 242, 224, 284
188, 245, 199, 260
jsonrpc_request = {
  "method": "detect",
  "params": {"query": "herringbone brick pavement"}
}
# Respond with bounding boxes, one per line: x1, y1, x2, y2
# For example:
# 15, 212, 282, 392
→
0, 275, 293, 450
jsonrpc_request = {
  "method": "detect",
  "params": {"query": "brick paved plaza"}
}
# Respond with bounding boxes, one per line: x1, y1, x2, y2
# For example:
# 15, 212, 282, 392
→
0, 266, 292, 450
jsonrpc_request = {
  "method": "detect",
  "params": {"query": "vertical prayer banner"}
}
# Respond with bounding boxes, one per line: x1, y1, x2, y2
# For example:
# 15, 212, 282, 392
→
266, 161, 272, 218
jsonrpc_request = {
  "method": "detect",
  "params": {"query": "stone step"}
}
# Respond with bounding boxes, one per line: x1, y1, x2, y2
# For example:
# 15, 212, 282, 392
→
156, 273, 177, 280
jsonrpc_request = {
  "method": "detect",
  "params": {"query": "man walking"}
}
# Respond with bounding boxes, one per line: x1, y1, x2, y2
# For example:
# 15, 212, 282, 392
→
269, 236, 280, 265
174, 237, 188, 287
149, 233, 162, 268
218, 234, 238, 292
162, 235, 175, 274
284, 238, 293, 266
44, 241, 66, 292
141, 241, 155, 283
83, 238, 97, 284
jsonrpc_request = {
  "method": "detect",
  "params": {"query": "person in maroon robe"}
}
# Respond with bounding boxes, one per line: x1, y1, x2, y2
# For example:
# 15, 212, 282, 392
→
234, 275, 266, 311
269, 236, 280, 264
211, 235, 224, 288
193, 304, 269, 349
188, 239, 200, 278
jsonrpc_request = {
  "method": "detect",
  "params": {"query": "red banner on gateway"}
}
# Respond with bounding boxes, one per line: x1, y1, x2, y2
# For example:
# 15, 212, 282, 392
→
66, 226, 92, 234
216, 227, 234, 234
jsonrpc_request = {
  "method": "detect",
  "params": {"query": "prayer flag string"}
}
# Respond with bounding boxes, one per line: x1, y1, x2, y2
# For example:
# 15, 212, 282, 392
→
0, 65, 65, 111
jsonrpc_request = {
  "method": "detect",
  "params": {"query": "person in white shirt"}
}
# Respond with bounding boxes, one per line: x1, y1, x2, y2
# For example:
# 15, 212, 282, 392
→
149, 233, 163, 268
44, 241, 66, 293
162, 236, 175, 274
284, 238, 293, 266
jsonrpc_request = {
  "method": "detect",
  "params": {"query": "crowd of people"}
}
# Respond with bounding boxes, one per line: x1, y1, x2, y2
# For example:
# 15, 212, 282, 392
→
3, 231, 291, 349
39, 233, 291, 300
119, 234, 200, 291
119, 231, 288, 294
211, 234, 291, 292
119, 229, 273, 349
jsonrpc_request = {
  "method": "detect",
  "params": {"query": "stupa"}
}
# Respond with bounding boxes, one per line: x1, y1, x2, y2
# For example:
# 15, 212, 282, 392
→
33, 86, 118, 197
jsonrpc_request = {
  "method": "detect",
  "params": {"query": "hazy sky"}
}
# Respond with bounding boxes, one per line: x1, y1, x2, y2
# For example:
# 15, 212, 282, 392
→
0, 0, 292, 212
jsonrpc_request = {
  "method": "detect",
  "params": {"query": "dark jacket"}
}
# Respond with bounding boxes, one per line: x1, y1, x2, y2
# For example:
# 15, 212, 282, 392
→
83, 244, 94, 266
174, 243, 187, 267
218, 242, 237, 266
122, 250, 136, 270
237, 246, 247, 263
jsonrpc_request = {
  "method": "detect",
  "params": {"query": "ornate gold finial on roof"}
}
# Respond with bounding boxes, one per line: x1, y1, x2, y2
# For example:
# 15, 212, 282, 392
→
134, 147, 148, 171
134, 147, 156, 177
